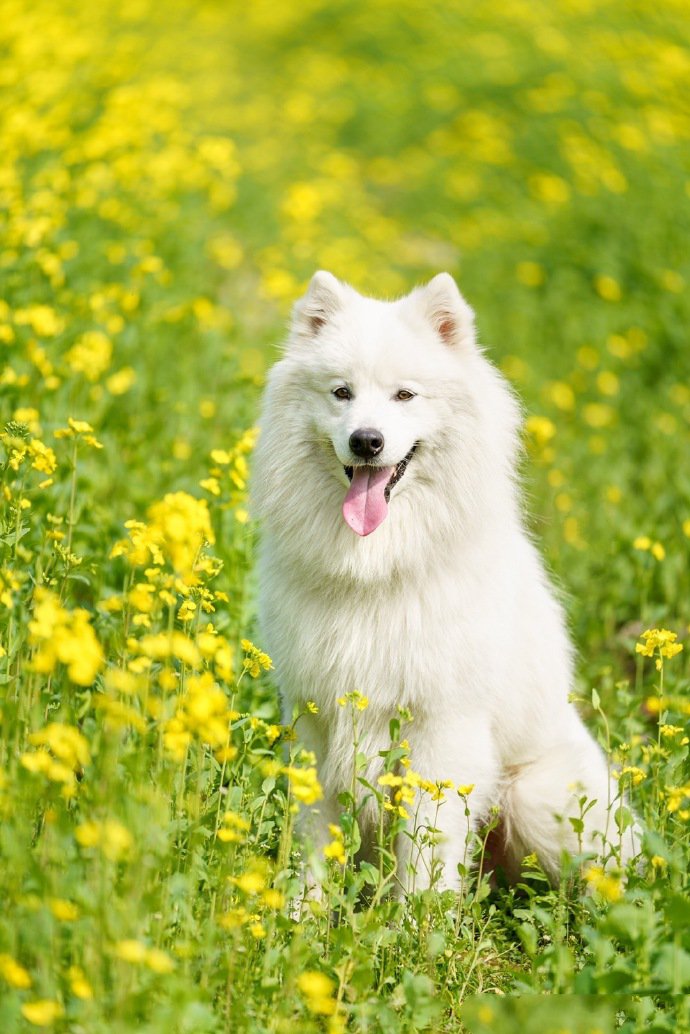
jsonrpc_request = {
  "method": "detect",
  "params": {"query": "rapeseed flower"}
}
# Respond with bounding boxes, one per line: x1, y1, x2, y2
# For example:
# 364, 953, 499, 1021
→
636, 628, 683, 670
285, 765, 323, 805
75, 819, 133, 860
241, 639, 273, 678
0, 953, 32, 988
28, 588, 104, 685
112, 492, 215, 581
68, 966, 93, 999
297, 971, 337, 1016
21, 1001, 64, 1027
323, 824, 346, 864
585, 866, 623, 902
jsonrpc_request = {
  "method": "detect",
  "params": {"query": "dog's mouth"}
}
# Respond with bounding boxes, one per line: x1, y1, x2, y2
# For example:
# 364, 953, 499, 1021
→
342, 444, 417, 537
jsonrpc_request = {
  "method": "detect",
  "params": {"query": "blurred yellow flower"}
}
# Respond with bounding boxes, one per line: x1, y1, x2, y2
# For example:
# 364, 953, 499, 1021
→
28, 589, 104, 686
21, 1000, 65, 1027
0, 953, 32, 988
585, 865, 623, 901
297, 971, 337, 1015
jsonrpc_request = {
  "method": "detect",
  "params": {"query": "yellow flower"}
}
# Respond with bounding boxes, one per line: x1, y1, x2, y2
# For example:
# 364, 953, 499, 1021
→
106, 366, 136, 395
28, 439, 57, 475
68, 966, 93, 1000
241, 639, 273, 678
297, 971, 337, 1015
29, 723, 90, 769
594, 274, 622, 301
75, 819, 133, 860
230, 870, 265, 895
114, 940, 147, 963
636, 628, 683, 661
28, 589, 104, 686
54, 417, 103, 448
614, 766, 645, 787
217, 810, 251, 844
21, 1000, 65, 1027
285, 765, 323, 805
0, 953, 32, 988
515, 260, 544, 287
337, 689, 368, 710
585, 865, 623, 902
144, 948, 175, 974
112, 493, 215, 580
49, 898, 79, 921
666, 785, 690, 815
323, 824, 346, 864
65, 330, 112, 381
525, 414, 556, 447
262, 889, 285, 909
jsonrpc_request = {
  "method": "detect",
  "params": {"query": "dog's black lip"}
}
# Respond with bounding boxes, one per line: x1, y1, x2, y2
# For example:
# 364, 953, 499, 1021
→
344, 443, 418, 501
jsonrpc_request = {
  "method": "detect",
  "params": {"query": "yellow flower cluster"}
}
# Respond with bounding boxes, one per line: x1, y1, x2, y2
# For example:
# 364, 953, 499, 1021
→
75, 819, 133, 860
201, 428, 259, 523
633, 536, 666, 561
0, 952, 32, 989
584, 865, 623, 902
613, 765, 646, 787
636, 628, 683, 670
28, 588, 104, 686
284, 764, 323, 805
20, 722, 91, 797
65, 330, 113, 381
54, 417, 103, 449
297, 970, 338, 1016
114, 940, 175, 973
323, 823, 346, 865
0, 426, 57, 483
378, 768, 474, 819
21, 1000, 65, 1027
665, 785, 690, 820
218, 811, 251, 843
337, 689, 369, 710
241, 638, 273, 678
163, 672, 237, 760
111, 491, 215, 581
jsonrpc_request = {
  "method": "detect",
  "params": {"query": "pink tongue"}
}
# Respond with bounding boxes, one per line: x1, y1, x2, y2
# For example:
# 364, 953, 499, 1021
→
342, 466, 394, 536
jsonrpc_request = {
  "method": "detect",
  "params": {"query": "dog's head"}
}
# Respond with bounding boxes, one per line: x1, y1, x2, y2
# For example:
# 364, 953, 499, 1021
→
254, 272, 520, 575
284, 271, 485, 536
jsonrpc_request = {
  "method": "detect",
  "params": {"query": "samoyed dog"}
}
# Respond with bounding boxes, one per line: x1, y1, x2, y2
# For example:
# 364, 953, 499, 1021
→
253, 270, 639, 891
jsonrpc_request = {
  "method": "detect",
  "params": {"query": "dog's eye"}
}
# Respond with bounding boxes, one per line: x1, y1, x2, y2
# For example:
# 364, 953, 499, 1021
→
332, 386, 352, 401
395, 389, 416, 401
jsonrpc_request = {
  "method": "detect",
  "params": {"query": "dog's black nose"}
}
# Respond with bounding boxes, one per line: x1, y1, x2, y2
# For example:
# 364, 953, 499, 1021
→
349, 428, 384, 459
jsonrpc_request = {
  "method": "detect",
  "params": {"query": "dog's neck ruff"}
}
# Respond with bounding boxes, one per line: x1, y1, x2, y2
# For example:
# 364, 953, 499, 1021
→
342, 444, 417, 536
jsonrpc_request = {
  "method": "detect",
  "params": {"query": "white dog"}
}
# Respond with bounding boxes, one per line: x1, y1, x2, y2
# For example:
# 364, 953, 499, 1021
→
253, 270, 638, 891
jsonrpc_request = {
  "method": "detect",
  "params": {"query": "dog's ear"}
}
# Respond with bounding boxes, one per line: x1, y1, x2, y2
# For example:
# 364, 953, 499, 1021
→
420, 272, 476, 350
291, 270, 345, 339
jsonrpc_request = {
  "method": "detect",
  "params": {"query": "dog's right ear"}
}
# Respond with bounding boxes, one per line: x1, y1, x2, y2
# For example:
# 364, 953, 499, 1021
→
290, 270, 344, 340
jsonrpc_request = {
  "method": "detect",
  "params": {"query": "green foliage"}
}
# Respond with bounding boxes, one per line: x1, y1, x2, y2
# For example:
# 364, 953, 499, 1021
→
0, 0, 689, 1030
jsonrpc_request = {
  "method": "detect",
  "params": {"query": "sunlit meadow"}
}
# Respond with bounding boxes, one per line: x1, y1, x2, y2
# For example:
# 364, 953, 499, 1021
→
1, 0, 689, 1030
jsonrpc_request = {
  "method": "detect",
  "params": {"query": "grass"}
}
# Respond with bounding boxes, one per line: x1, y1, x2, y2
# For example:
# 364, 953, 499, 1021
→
0, 0, 689, 1030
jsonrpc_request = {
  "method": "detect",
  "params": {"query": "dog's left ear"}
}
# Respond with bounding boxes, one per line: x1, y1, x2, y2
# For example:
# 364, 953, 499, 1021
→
419, 272, 476, 350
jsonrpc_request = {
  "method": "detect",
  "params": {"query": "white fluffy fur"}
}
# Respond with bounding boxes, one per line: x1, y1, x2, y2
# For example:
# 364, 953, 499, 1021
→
253, 271, 639, 890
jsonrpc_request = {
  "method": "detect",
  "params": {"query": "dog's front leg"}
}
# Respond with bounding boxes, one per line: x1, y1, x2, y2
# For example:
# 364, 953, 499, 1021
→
398, 713, 500, 894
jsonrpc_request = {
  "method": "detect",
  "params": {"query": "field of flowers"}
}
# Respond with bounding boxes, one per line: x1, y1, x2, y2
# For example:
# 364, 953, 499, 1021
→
1, 0, 689, 1030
